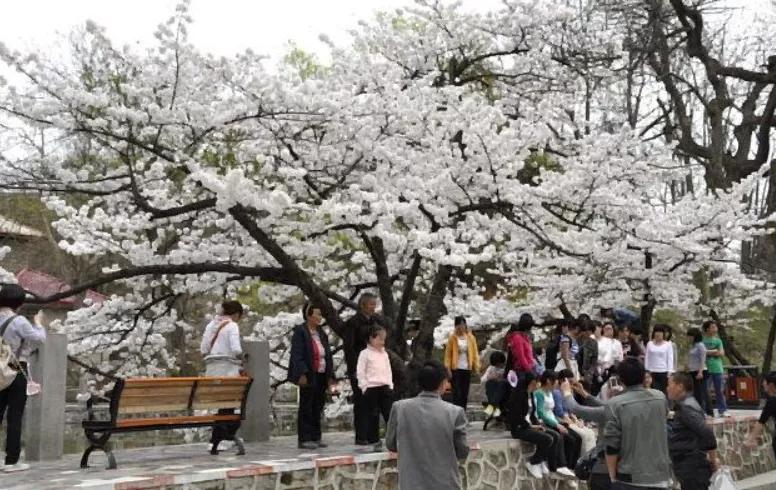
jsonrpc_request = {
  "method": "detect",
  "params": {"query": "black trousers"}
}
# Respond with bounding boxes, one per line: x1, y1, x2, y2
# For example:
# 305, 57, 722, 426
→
0, 373, 27, 465
511, 427, 554, 466
542, 428, 568, 470
451, 369, 471, 410
651, 371, 668, 394
363, 385, 393, 443
590, 473, 613, 490
558, 424, 582, 467
298, 373, 327, 443
672, 452, 712, 490
210, 408, 239, 445
349, 375, 371, 443
689, 371, 706, 413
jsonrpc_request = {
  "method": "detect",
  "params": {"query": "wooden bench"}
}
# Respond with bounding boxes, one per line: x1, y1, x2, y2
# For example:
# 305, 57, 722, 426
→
80, 376, 252, 469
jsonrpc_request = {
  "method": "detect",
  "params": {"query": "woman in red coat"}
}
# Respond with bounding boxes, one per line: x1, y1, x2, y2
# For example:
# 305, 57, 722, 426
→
505, 313, 536, 377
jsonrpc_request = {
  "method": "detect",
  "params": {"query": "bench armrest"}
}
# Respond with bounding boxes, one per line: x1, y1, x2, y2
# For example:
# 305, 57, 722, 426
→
84, 393, 113, 421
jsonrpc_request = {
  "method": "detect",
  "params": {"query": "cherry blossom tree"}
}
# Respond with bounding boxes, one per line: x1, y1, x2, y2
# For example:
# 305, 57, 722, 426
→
0, 0, 772, 390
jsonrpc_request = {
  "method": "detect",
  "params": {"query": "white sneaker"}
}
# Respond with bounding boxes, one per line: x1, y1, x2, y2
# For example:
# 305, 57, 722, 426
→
484, 405, 495, 416
3, 463, 29, 473
567, 481, 578, 489
541, 462, 550, 475
525, 461, 544, 479
493, 408, 501, 418
555, 467, 575, 478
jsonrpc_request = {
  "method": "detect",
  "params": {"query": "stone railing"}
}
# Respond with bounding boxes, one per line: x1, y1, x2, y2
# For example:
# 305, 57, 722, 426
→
712, 415, 774, 480
135, 415, 773, 490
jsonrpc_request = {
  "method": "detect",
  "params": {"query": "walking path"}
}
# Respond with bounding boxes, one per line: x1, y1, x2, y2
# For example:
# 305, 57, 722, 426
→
2, 409, 763, 490
3, 424, 510, 490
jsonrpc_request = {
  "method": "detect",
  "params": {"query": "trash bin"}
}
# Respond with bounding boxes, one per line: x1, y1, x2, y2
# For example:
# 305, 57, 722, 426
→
725, 365, 760, 407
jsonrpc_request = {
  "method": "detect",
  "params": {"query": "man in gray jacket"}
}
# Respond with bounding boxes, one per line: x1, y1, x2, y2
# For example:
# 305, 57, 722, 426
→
386, 359, 469, 489
666, 373, 718, 490
603, 357, 671, 489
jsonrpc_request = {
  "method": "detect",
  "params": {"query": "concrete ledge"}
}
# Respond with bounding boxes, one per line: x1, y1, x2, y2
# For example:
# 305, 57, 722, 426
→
4, 414, 773, 490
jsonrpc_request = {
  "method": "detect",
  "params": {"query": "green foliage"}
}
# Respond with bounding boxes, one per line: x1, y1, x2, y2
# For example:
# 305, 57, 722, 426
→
284, 43, 327, 80
517, 151, 562, 186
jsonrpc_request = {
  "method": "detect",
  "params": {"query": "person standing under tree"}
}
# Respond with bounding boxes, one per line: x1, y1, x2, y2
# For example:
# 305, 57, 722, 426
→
0, 284, 47, 473
200, 300, 245, 452
386, 360, 469, 489
702, 320, 728, 417
444, 316, 480, 410
356, 325, 393, 451
343, 293, 386, 445
666, 373, 718, 490
201, 300, 244, 376
288, 303, 337, 450
603, 358, 671, 490
644, 324, 674, 395
685, 328, 707, 413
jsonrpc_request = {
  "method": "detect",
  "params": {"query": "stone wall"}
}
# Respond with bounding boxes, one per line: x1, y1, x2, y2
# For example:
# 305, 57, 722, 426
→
107, 416, 774, 490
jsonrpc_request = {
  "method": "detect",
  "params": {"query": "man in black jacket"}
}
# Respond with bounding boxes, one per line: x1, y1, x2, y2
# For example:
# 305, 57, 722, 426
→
666, 373, 718, 490
343, 293, 387, 444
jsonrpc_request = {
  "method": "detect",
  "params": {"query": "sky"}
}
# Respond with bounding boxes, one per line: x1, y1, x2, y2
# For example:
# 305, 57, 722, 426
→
0, 0, 767, 65
0, 0, 503, 64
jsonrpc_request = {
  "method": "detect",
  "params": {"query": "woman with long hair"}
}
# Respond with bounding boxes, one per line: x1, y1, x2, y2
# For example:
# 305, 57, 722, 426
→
444, 316, 480, 410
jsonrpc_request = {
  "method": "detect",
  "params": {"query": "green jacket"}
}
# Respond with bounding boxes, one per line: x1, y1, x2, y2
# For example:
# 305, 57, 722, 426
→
603, 386, 672, 485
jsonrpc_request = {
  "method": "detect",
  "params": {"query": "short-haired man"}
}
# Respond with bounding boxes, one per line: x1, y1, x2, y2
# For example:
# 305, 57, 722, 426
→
343, 293, 387, 444
701, 320, 727, 417
603, 357, 671, 489
666, 373, 718, 490
386, 359, 469, 489
745, 371, 776, 458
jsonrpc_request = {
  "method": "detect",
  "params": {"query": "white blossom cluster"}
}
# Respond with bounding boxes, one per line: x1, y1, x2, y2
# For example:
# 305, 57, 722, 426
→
0, 0, 773, 389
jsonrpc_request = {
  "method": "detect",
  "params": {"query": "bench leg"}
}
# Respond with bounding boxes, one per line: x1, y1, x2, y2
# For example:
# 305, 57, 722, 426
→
81, 430, 117, 470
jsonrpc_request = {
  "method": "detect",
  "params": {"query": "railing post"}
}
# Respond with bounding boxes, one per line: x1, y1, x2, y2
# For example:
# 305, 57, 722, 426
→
240, 340, 271, 442
23, 332, 67, 461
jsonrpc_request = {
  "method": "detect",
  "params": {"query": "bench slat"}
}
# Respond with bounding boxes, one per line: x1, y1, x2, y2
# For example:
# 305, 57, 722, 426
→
118, 404, 191, 414
115, 414, 240, 428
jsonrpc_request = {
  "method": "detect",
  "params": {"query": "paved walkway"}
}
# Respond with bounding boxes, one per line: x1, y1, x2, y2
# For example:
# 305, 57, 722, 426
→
3, 424, 512, 490
2, 409, 762, 489
738, 469, 776, 490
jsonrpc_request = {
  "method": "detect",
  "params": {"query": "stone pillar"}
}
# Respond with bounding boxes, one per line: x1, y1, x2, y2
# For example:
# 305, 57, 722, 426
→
23, 333, 67, 461
240, 340, 271, 442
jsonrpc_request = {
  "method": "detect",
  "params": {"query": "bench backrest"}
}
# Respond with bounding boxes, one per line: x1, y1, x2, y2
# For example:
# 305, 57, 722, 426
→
112, 376, 251, 418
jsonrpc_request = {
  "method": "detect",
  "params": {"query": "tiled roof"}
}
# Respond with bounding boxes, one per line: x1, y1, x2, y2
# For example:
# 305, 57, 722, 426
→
16, 268, 105, 308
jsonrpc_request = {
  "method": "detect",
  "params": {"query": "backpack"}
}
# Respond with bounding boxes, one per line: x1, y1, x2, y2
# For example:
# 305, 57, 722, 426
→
0, 316, 20, 391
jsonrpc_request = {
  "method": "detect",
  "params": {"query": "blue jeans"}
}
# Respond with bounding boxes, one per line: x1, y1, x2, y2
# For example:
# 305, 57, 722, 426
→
703, 372, 727, 416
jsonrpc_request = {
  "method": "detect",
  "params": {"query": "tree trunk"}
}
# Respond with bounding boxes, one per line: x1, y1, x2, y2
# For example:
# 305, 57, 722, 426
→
640, 297, 656, 341
411, 264, 453, 363
761, 305, 776, 376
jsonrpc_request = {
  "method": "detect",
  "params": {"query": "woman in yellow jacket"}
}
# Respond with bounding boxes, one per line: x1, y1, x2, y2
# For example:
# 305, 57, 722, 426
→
444, 316, 481, 410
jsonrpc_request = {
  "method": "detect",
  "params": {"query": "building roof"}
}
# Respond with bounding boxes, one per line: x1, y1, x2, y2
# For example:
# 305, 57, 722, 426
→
16, 268, 106, 309
0, 215, 45, 239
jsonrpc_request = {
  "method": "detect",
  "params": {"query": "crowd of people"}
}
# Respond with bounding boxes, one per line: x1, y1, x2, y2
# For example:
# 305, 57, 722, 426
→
281, 295, 776, 490
3, 283, 776, 489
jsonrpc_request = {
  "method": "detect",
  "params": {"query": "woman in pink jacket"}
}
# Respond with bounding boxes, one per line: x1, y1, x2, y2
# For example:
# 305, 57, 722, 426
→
505, 314, 536, 378
356, 325, 393, 450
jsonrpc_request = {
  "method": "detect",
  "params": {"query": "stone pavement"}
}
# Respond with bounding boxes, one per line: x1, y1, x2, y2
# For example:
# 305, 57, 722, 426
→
2, 424, 514, 490
1, 410, 769, 490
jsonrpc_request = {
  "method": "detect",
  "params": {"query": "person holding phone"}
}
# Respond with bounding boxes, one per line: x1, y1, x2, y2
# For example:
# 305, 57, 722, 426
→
0, 284, 47, 473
